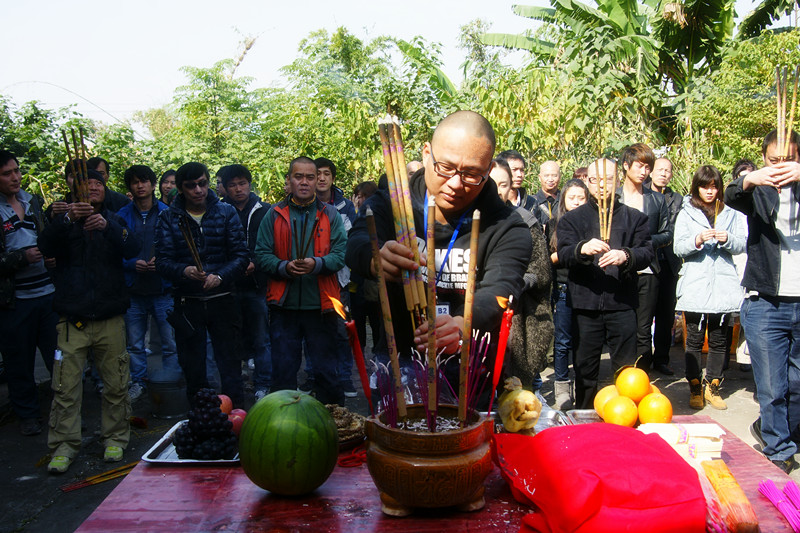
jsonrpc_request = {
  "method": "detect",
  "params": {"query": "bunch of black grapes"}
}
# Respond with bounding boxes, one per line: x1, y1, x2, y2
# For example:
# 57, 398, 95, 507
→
173, 388, 237, 460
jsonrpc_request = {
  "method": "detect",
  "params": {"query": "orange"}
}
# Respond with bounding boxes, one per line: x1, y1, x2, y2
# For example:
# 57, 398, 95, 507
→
602, 396, 639, 427
650, 384, 661, 395
638, 393, 673, 424
594, 384, 620, 419
615, 367, 652, 404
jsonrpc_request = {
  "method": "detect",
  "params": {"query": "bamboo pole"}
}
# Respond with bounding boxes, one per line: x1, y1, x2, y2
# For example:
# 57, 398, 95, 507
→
594, 160, 604, 241
425, 195, 438, 420
378, 119, 415, 314
391, 117, 427, 310
458, 210, 480, 422
606, 162, 617, 240
366, 206, 407, 418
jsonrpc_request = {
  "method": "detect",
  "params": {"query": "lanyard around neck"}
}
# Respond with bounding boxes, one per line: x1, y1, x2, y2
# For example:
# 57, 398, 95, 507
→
423, 192, 470, 286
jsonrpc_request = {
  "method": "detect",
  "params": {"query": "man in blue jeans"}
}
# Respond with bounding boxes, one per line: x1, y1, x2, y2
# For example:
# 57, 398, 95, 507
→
118, 165, 181, 403
725, 129, 800, 474
255, 156, 347, 406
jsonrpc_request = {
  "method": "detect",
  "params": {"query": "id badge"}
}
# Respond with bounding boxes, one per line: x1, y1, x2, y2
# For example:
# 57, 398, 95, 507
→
436, 303, 450, 316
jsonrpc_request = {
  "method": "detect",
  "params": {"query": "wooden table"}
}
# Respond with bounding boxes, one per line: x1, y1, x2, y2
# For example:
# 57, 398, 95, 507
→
77, 415, 794, 532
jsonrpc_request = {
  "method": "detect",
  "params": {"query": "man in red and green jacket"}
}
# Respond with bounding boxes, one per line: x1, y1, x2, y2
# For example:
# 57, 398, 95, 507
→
255, 156, 347, 406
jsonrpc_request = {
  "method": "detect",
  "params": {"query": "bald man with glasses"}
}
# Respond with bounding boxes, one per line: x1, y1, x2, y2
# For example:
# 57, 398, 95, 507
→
346, 110, 532, 405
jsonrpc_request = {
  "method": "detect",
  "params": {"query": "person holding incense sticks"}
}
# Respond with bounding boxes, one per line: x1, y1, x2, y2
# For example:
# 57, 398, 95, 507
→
346, 110, 531, 406
38, 168, 140, 474
255, 156, 348, 406
546, 178, 590, 410
219, 164, 272, 403
618, 143, 672, 375
0, 150, 58, 437
155, 162, 249, 409
117, 165, 180, 404
673, 165, 746, 411
725, 128, 800, 474
557, 158, 654, 409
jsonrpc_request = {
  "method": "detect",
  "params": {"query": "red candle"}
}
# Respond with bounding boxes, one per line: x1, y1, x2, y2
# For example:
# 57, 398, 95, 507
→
345, 319, 374, 415
488, 295, 514, 414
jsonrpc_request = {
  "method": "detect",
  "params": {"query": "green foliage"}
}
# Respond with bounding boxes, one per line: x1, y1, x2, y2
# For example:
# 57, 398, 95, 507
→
738, 0, 798, 39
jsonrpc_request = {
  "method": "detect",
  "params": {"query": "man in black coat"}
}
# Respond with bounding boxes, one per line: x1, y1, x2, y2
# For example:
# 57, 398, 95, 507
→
155, 162, 249, 407
557, 158, 654, 408
39, 169, 140, 474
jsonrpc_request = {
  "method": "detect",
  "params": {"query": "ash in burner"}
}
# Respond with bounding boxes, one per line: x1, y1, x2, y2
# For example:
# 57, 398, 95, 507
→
398, 415, 465, 433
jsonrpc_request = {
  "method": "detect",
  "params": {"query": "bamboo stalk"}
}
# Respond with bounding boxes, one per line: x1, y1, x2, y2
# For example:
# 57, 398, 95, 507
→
391, 117, 427, 311
784, 65, 799, 158
458, 210, 480, 422
777, 67, 785, 153
425, 195, 438, 420
378, 119, 415, 314
366, 206, 407, 418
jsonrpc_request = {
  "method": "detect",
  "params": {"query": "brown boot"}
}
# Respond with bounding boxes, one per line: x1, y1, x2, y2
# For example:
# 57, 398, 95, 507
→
704, 379, 727, 410
689, 379, 704, 410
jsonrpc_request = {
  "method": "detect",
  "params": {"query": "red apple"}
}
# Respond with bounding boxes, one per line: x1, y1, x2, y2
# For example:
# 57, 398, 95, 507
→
228, 411, 246, 436
218, 394, 232, 414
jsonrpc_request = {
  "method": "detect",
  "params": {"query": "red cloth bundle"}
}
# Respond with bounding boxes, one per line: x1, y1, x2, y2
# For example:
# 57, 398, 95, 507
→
493, 424, 707, 533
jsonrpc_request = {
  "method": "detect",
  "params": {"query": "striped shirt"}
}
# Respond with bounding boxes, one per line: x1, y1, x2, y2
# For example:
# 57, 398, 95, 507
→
0, 191, 54, 299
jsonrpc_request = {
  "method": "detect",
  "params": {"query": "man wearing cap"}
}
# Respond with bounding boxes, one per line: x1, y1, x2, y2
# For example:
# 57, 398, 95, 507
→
39, 167, 139, 474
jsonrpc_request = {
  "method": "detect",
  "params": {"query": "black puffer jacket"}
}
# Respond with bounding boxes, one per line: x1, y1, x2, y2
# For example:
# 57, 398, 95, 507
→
38, 209, 139, 320
155, 191, 248, 297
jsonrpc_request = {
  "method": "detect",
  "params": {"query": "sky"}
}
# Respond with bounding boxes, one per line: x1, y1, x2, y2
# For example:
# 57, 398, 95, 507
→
0, 0, 777, 127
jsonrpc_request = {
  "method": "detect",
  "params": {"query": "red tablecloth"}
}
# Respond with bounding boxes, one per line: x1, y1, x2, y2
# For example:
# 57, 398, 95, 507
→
77, 415, 794, 532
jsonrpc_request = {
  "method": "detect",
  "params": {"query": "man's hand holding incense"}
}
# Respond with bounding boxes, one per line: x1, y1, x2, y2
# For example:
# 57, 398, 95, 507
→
203, 273, 222, 291
183, 265, 206, 281
51, 201, 70, 216
287, 258, 315, 277
83, 213, 107, 232
580, 238, 610, 257
374, 240, 420, 282
414, 314, 464, 355
771, 160, 800, 188
66, 202, 93, 222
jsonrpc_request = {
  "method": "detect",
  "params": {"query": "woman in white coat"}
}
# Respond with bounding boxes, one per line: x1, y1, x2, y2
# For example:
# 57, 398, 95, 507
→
674, 165, 747, 410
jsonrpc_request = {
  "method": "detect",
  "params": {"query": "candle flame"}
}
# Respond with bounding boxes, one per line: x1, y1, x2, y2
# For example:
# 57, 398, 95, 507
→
329, 296, 347, 320
496, 296, 508, 309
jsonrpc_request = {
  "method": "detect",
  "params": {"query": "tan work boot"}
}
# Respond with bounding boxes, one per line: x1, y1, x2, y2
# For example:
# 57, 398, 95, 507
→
704, 379, 727, 410
689, 379, 704, 410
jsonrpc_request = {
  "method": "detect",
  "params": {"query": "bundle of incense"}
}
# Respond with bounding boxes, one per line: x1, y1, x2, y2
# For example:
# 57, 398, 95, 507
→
425, 195, 438, 429
299, 213, 320, 259
60, 461, 138, 492
178, 216, 203, 271
366, 206, 407, 419
777, 66, 800, 159
594, 159, 616, 242
701, 460, 758, 533
61, 129, 90, 204
759, 479, 800, 531
377, 115, 426, 325
458, 210, 480, 422
713, 199, 719, 228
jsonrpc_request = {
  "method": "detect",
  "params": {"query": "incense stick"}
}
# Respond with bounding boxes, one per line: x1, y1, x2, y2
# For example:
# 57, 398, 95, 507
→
366, 206, 407, 419
458, 210, 480, 422
425, 195, 438, 427
606, 163, 617, 240
178, 216, 203, 271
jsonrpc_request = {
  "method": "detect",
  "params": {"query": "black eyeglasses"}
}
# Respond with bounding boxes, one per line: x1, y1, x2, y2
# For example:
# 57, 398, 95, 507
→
183, 180, 209, 190
430, 148, 490, 186
587, 176, 616, 185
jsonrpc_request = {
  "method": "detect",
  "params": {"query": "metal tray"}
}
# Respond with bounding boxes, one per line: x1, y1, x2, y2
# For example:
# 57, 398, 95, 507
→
566, 409, 603, 425
142, 420, 240, 465
489, 408, 570, 434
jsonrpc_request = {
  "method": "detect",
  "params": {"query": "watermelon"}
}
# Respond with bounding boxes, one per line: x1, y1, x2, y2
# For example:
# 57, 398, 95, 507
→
239, 390, 338, 496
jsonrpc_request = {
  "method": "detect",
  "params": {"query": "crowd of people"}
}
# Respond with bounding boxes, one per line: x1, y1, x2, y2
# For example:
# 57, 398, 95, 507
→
1, 110, 800, 475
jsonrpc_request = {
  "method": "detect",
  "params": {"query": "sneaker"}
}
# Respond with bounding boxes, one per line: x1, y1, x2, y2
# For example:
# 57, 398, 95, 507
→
128, 382, 145, 403
342, 381, 358, 398
704, 379, 727, 410
104, 446, 124, 463
739, 363, 752, 372
254, 389, 268, 402
48, 455, 72, 474
772, 457, 800, 474
20, 418, 42, 436
751, 418, 766, 449
689, 379, 704, 410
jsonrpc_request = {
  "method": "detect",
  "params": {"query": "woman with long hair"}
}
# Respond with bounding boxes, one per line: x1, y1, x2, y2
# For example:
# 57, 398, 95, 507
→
673, 165, 746, 410
547, 178, 590, 409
